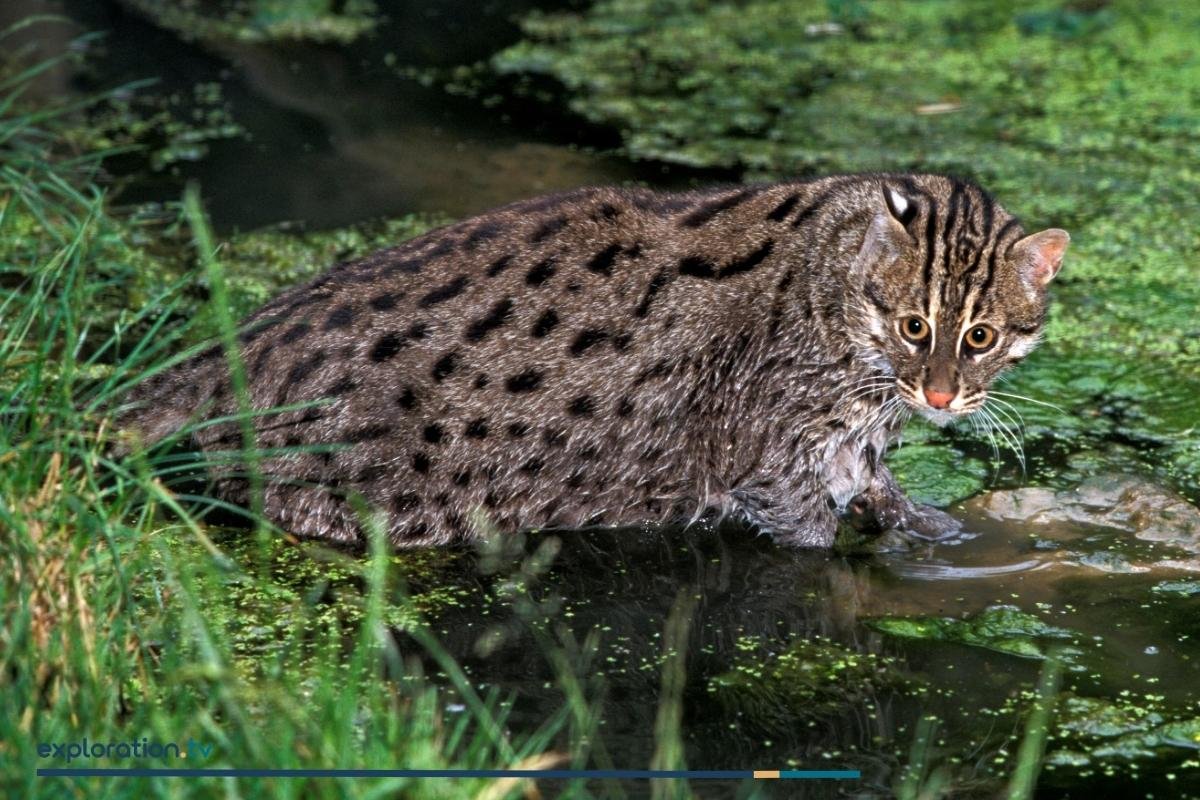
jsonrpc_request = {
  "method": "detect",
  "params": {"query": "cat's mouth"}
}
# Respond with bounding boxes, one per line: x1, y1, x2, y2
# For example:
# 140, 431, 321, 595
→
896, 385, 984, 427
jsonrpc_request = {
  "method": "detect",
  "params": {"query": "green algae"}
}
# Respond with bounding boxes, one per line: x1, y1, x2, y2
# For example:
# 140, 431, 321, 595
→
1151, 580, 1200, 597
1046, 694, 1200, 767
117, 0, 379, 44
888, 443, 989, 508
868, 604, 1081, 663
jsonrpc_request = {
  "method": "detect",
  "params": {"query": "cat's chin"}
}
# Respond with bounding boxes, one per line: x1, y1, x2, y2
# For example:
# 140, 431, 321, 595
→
916, 407, 959, 427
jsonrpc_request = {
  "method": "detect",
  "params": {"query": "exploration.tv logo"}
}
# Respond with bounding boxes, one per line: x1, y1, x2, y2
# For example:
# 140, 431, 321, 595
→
38, 737, 214, 764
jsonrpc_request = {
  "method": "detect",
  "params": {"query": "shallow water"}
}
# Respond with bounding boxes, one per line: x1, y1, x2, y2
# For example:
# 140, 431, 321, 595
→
58, 1, 1200, 796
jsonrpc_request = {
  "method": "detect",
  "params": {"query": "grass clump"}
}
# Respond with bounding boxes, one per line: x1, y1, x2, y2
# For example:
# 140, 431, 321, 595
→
0, 32, 571, 800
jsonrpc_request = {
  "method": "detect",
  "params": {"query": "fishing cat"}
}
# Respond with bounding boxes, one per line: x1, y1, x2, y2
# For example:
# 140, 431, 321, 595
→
120, 174, 1068, 548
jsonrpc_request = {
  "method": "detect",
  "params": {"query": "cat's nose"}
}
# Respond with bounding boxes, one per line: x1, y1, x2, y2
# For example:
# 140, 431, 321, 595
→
923, 388, 956, 409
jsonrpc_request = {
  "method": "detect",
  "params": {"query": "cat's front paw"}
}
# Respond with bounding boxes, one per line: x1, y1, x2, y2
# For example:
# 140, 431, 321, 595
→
901, 503, 963, 542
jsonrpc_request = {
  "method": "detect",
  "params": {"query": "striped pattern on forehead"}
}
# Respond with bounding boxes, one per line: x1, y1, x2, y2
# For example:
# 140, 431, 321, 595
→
904, 178, 1020, 327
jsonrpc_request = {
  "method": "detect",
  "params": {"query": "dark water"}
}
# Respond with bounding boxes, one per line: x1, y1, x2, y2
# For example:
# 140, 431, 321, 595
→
52, 0, 700, 230
46, 1, 1200, 797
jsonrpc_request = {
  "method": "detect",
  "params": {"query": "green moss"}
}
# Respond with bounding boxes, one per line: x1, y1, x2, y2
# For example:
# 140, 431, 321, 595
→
869, 604, 1082, 663
1048, 694, 1200, 766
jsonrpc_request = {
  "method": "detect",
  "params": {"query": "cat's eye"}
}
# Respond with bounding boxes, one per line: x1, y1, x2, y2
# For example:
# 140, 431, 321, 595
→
964, 325, 996, 351
899, 316, 929, 343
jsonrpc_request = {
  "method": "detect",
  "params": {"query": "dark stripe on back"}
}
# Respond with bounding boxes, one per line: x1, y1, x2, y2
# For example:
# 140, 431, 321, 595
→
766, 194, 800, 222
679, 187, 760, 228
718, 239, 774, 279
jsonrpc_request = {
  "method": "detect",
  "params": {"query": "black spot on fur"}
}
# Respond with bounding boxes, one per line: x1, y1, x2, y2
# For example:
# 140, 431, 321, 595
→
520, 457, 544, 475
281, 322, 312, 344
525, 258, 556, 286
286, 350, 326, 383
465, 298, 513, 342
531, 309, 559, 337
530, 215, 568, 243
464, 220, 502, 250
633, 358, 671, 386
595, 203, 620, 220
237, 316, 284, 344
370, 332, 406, 362
474, 373, 490, 389
403, 522, 429, 539
380, 256, 424, 278
346, 424, 392, 443
612, 332, 633, 351
566, 470, 586, 489
678, 256, 716, 278
369, 293, 397, 311
543, 428, 567, 447
419, 275, 470, 308
431, 351, 459, 382
487, 255, 513, 277
570, 328, 610, 356
465, 418, 489, 438
394, 492, 420, 513
423, 423, 444, 444
635, 270, 672, 317
506, 368, 543, 393
412, 452, 431, 473
408, 322, 430, 340
397, 387, 418, 410
616, 397, 635, 417
453, 469, 472, 487
567, 395, 595, 416
326, 376, 358, 396
324, 305, 354, 330
507, 421, 530, 438
586, 243, 622, 276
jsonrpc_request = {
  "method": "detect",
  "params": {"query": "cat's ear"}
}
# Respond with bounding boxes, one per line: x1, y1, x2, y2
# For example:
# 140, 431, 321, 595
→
855, 185, 917, 273
1011, 228, 1070, 288
882, 185, 918, 229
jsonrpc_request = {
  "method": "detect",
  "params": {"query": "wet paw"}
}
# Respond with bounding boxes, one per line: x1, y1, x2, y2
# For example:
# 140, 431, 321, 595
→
902, 503, 963, 541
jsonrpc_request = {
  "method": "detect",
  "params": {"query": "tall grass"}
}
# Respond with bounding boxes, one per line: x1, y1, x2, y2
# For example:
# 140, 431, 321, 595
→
0, 32, 576, 799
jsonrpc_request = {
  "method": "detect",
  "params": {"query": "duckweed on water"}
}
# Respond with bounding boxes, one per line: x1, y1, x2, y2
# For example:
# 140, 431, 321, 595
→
117, 0, 379, 44
706, 635, 910, 731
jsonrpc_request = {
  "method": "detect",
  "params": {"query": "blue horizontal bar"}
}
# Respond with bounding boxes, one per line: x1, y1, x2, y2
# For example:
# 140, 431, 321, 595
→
37, 768, 860, 780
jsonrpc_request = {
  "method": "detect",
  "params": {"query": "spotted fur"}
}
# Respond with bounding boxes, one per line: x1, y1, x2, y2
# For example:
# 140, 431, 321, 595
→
119, 175, 1067, 547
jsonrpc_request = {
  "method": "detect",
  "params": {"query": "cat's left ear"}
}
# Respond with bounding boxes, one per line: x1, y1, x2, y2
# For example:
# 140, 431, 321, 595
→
1011, 228, 1070, 288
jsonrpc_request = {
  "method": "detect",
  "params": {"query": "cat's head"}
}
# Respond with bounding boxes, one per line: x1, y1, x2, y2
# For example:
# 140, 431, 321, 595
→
851, 176, 1068, 425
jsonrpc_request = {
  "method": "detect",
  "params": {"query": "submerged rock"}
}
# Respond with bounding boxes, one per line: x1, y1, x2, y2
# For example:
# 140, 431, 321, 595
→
964, 474, 1200, 553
